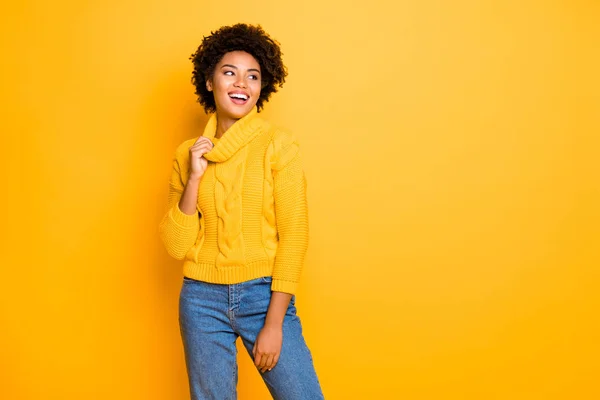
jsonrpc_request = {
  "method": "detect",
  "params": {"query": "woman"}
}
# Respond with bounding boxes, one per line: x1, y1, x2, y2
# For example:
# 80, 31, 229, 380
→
159, 23, 324, 400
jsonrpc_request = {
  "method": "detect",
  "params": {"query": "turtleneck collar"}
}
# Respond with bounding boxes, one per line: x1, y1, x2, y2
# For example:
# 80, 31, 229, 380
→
202, 107, 263, 163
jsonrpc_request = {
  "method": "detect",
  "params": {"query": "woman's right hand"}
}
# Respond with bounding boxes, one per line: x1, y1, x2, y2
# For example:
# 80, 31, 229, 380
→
188, 136, 214, 180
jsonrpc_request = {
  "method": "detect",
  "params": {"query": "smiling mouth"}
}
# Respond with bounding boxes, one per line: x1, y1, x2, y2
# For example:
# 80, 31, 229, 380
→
229, 93, 249, 105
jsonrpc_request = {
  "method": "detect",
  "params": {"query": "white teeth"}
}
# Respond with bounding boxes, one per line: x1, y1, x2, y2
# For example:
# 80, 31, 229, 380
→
229, 93, 248, 100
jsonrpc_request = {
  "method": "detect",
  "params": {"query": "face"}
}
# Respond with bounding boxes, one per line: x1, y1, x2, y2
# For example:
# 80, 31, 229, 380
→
206, 50, 262, 123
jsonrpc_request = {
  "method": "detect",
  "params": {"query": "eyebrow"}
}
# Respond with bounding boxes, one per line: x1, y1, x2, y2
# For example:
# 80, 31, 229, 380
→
220, 64, 261, 73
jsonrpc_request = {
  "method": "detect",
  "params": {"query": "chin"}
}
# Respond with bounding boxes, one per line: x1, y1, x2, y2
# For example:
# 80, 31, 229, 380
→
227, 105, 255, 119
233, 109, 251, 118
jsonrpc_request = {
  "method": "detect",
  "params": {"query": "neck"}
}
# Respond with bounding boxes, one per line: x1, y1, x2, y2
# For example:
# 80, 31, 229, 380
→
215, 113, 238, 139
203, 106, 263, 163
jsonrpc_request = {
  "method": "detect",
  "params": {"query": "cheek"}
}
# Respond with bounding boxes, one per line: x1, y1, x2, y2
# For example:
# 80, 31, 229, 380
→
213, 77, 231, 92
214, 80, 228, 93
252, 81, 262, 96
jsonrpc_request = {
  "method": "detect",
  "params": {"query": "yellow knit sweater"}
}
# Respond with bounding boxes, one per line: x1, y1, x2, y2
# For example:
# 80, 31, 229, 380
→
159, 107, 308, 295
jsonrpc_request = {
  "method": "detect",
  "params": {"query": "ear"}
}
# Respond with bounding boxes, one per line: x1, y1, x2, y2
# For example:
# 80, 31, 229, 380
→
206, 80, 213, 92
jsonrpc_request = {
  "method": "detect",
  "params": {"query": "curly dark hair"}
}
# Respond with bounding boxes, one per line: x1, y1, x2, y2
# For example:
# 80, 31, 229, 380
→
190, 23, 288, 113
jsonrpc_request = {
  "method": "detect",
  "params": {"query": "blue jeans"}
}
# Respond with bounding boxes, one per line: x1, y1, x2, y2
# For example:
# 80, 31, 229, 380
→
179, 276, 324, 400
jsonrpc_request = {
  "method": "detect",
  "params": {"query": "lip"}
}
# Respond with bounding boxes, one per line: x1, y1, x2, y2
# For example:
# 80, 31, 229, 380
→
228, 90, 249, 98
228, 90, 250, 105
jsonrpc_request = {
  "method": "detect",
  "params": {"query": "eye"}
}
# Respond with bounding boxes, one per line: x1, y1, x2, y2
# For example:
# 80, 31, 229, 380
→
224, 71, 234, 76
249, 75, 259, 80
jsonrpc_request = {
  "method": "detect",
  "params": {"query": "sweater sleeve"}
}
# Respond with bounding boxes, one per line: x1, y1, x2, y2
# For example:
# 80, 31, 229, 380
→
158, 148, 202, 261
271, 133, 309, 295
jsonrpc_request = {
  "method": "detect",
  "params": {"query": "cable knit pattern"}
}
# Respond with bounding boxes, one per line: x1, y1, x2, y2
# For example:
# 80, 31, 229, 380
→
158, 107, 309, 295
214, 149, 246, 266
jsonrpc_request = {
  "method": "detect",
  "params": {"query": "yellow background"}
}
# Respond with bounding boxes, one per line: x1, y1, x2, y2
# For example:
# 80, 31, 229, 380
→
1, 0, 598, 399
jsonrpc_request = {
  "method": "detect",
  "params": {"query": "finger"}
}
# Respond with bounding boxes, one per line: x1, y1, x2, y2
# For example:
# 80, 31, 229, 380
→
252, 343, 257, 358
190, 141, 213, 152
258, 352, 269, 371
254, 352, 262, 368
264, 353, 275, 372
190, 143, 213, 152
191, 140, 213, 149
190, 145, 213, 156
200, 139, 215, 149
262, 354, 274, 373
258, 353, 268, 372
194, 136, 211, 145
190, 155, 208, 164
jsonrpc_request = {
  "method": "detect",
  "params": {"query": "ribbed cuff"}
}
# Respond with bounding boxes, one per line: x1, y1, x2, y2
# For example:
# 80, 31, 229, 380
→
271, 279, 298, 295
170, 204, 199, 228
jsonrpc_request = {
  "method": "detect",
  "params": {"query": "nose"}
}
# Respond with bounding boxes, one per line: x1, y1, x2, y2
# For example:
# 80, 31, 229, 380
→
234, 75, 247, 88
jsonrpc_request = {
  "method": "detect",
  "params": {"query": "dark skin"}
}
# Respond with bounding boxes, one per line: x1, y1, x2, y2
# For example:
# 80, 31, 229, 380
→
178, 51, 291, 373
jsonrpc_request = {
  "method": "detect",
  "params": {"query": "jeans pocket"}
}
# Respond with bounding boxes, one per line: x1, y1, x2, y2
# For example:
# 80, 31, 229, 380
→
261, 276, 273, 283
